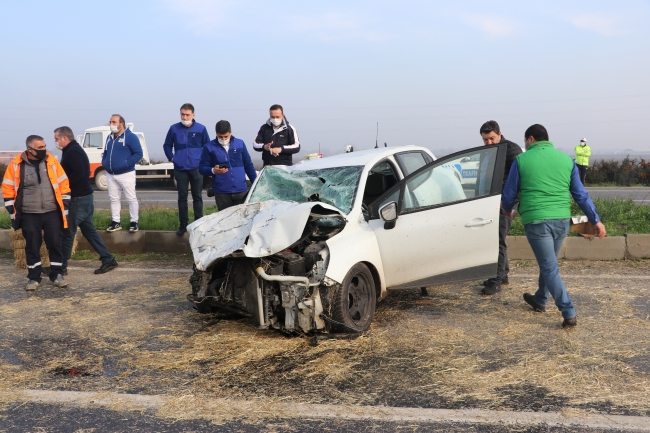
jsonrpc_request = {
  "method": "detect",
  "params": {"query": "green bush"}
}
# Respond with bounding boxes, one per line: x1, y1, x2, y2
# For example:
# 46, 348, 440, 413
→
587, 157, 650, 186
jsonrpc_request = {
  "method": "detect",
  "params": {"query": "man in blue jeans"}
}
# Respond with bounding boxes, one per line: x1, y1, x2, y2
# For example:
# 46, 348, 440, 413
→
163, 103, 211, 235
501, 124, 606, 328
55, 126, 118, 275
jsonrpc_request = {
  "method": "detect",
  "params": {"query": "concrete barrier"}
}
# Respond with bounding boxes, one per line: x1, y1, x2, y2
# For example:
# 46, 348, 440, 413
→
145, 231, 192, 254
563, 236, 626, 260
505, 235, 636, 261
76, 231, 147, 254
626, 234, 650, 259
0, 229, 647, 260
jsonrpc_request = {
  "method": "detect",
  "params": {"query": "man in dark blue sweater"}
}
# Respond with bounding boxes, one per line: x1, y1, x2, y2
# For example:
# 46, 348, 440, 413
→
163, 103, 211, 235
55, 127, 118, 275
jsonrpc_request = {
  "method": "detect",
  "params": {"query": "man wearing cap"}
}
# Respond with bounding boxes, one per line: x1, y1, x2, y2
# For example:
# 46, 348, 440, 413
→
575, 138, 591, 184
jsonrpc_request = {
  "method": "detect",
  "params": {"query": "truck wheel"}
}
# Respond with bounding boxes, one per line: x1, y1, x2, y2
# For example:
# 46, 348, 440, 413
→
329, 263, 376, 333
94, 170, 108, 191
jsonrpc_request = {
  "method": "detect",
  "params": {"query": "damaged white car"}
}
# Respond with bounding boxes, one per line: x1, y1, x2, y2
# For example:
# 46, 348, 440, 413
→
187, 143, 508, 334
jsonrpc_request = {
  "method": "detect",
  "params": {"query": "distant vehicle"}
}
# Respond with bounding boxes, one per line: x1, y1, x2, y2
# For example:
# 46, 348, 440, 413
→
0, 151, 23, 165
187, 143, 508, 334
441, 153, 480, 186
78, 123, 175, 191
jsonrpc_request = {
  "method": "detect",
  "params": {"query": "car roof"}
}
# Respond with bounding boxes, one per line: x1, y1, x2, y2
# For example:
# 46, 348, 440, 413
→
291, 146, 434, 170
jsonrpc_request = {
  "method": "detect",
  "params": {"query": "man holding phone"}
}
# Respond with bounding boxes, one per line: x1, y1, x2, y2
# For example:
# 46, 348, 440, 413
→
199, 120, 257, 210
253, 104, 300, 166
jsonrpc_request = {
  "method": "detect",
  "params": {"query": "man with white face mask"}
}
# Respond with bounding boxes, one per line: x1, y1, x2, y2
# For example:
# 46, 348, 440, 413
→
101, 114, 143, 233
574, 138, 591, 185
253, 104, 300, 166
200, 120, 257, 210
163, 103, 210, 235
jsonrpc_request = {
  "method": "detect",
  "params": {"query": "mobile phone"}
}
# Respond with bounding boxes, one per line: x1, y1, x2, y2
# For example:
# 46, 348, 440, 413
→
218, 164, 228, 169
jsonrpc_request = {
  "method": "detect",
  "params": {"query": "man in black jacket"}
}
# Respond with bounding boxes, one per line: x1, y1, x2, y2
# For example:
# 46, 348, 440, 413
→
55, 126, 118, 275
253, 104, 300, 166
479, 120, 522, 295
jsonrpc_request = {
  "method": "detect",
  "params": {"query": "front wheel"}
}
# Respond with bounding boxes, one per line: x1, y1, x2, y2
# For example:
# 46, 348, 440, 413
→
94, 170, 108, 191
330, 263, 376, 333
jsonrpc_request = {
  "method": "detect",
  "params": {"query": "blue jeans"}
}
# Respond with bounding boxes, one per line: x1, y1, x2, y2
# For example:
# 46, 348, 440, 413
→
175, 168, 203, 225
524, 219, 575, 319
62, 194, 114, 268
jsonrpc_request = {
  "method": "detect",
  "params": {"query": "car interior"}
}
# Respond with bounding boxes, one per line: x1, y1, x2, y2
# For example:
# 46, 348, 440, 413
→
362, 160, 399, 207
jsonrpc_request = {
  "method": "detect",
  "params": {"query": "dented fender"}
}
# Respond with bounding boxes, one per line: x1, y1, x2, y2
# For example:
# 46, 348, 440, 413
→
187, 200, 345, 271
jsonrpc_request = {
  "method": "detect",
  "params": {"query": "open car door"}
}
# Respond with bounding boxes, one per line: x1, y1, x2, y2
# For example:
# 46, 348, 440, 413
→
367, 143, 508, 289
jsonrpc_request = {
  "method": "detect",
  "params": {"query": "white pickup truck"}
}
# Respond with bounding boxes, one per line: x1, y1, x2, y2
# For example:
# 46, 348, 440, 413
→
78, 123, 175, 191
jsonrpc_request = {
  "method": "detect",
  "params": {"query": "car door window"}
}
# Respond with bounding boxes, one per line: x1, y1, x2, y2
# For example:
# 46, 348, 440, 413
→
369, 145, 502, 218
362, 160, 398, 206
394, 151, 429, 176
83, 133, 103, 148
402, 147, 496, 213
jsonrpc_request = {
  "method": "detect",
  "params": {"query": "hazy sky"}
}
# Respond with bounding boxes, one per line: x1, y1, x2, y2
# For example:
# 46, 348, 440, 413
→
1, 0, 649, 161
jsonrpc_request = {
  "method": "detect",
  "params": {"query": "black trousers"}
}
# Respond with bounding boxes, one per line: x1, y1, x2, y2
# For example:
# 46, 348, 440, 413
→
175, 168, 204, 225
577, 164, 588, 184
214, 190, 248, 211
21, 211, 64, 282
495, 209, 513, 283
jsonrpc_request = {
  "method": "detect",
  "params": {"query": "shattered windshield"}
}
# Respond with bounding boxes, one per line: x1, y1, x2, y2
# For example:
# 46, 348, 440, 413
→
248, 166, 363, 214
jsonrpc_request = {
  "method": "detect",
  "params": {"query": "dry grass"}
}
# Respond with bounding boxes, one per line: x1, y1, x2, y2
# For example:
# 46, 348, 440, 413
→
1, 261, 650, 423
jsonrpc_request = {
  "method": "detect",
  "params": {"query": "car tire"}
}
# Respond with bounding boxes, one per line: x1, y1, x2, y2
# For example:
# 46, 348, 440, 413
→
330, 263, 376, 333
94, 170, 108, 191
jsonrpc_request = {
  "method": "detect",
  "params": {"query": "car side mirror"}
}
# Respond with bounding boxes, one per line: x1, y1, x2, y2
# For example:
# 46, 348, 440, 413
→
379, 201, 398, 230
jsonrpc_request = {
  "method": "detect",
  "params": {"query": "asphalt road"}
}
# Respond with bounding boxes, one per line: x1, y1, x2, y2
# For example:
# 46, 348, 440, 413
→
91, 185, 650, 209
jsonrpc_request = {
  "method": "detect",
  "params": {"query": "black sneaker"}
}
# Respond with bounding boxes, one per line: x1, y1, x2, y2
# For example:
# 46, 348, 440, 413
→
176, 223, 187, 236
482, 276, 508, 286
129, 222, 139, 232
481, 281, 501, 295
94, 258, 118, 275
523, 293, 546, 312
562, 317, 577, 328
106, 221, 122, 232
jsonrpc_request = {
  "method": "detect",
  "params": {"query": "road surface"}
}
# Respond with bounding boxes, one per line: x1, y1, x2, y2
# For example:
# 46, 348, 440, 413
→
91, 185, 650, 209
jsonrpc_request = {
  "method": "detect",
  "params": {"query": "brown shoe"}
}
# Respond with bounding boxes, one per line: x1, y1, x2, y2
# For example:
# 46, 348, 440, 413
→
562, 317, 577, 328
523, 293, 546, 312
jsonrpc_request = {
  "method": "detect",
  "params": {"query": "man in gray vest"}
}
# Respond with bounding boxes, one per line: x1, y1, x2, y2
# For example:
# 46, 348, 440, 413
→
2, 135, 71, 290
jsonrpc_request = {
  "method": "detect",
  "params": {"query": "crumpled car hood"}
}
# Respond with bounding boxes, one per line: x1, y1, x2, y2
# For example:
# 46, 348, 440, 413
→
187, 200, 344, 271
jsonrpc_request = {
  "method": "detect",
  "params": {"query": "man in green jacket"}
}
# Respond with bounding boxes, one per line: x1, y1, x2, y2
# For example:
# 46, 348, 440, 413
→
501, 125, 606, 328
575, 138, 591, 184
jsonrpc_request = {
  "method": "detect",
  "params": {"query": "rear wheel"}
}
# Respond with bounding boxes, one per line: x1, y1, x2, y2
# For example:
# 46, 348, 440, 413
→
330, 263, 376, 333
94, 170, 108, 191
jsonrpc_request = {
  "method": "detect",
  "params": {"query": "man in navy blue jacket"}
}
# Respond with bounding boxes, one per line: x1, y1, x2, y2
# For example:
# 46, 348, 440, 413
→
55, 126, 118, 275
101, 114, 143, 233
253, 104, 300, 166
199, 120, 257, 210
163, 103, 211, 235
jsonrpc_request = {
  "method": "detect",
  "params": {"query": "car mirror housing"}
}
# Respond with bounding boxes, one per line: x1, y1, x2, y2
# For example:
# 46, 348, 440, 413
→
379, 201, 398, 230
